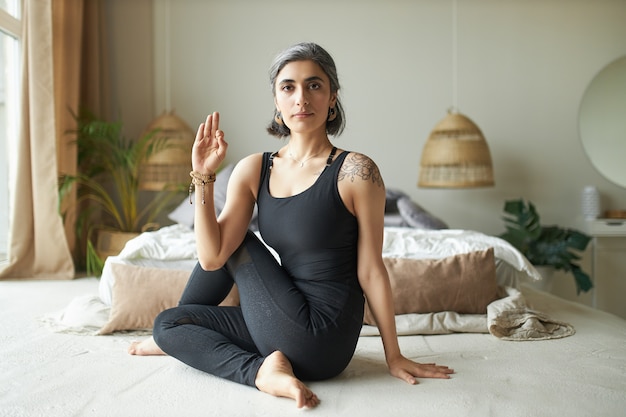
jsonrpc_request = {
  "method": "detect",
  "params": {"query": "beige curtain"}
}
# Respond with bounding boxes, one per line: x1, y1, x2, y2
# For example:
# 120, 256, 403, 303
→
52, 0, 109, 264
53, 0, 109, 268
53, 0, 83, 256
0, 0, 108, 279
0, 0, 74, 279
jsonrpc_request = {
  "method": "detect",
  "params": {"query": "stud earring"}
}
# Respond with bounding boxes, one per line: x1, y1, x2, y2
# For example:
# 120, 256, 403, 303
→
327, 107, 337, 122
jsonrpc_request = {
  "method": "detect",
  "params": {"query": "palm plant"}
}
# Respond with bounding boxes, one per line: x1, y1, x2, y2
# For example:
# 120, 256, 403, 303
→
59, 109, 186, 275
499, 199, 592, 294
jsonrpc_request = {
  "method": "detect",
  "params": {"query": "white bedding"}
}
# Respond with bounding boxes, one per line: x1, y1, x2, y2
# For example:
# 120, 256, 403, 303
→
99, 225, 541, 305
1, 278, 625, 417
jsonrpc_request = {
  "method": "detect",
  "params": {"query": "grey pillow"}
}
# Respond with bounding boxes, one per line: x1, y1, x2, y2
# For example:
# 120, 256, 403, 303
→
385, 188, 408, 213
396, 196, 448, 230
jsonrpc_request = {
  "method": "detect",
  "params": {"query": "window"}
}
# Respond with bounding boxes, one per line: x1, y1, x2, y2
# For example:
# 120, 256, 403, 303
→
0, 1, 21, 263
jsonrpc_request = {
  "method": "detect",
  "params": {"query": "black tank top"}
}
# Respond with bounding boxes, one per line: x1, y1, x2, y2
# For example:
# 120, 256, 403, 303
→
257, 150, 359, 289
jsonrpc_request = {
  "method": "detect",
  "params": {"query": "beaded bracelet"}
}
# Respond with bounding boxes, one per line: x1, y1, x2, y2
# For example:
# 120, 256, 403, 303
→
189, 171, 216, 205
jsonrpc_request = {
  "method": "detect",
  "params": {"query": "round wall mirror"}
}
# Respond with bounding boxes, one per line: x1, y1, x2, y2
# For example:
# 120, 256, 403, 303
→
579, 55, 626, 188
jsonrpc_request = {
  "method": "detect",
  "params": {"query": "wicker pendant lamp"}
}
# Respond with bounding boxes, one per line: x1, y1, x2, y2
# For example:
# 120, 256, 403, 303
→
139, 111, 194, 191
139, 0, 193, 191
418, 0, 494, 188
418, 110, 494, 188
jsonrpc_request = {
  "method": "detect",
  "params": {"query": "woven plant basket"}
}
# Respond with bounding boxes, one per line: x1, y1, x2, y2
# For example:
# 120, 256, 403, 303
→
95, 230, 140, 261
418, 111, 494, 188
139, 111, 194, 191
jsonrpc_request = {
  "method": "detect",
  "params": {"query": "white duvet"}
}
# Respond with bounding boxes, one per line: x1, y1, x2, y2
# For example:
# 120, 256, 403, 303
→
101, 225, 540, 307
115, 224, 540, 280
118, 224, 198, 260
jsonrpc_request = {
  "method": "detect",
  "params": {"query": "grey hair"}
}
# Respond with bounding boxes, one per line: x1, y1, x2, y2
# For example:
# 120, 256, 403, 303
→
266, 42, 345, 138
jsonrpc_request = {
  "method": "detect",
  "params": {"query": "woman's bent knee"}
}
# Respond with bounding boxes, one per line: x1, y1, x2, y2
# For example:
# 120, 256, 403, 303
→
152, 307, 178, 347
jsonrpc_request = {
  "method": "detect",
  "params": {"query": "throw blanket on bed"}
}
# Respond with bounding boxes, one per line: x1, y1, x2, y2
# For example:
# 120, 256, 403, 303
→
487, 287, 576, 340
361, 287, 575, 341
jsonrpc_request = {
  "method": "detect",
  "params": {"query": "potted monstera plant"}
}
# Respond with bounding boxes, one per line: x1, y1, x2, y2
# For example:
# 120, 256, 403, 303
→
59, 109, 186, 275
499, 199, 593, 294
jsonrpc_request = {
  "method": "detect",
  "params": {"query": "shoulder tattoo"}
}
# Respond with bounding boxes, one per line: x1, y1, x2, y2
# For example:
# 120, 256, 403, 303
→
338, 153, 384, 188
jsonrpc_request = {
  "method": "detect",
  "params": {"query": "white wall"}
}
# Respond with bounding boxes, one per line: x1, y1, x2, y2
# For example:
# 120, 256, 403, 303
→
107, 0, 626, 303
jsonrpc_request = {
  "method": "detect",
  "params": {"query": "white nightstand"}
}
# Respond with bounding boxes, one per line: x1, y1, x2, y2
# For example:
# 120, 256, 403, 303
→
586, 219, 626, 320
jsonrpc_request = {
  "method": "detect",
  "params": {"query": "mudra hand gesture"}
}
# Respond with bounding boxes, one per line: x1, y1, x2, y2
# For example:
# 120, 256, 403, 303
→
192, 111, 228, 174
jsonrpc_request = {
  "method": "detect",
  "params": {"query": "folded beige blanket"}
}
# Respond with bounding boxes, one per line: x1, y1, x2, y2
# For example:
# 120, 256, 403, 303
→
488, 287, 575, 340
361, 287, 575, 340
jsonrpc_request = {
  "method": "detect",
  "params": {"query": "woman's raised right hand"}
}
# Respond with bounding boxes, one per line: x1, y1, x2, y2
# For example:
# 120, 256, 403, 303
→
192, 112, 228, 174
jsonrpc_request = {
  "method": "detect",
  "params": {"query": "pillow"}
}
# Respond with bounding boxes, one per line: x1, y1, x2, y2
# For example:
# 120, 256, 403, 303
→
363, 248, 498, 325
396, 196, 448, 230
385, 188, 409, 213
167, 163, 236, 228
98, 263, 239, 335
381, 227, 542, 288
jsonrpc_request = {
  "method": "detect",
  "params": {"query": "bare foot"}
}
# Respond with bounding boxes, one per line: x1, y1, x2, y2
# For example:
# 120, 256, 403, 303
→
255, 351, 320, 409
127, 336, 167, 356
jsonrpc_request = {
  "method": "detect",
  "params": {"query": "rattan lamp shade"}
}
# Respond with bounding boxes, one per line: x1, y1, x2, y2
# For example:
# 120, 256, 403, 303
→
418, 111, 494, 188
139, 111, 194, 191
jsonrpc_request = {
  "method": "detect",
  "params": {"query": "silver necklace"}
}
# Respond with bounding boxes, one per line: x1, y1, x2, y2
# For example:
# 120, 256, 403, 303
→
287, 145, 327, 167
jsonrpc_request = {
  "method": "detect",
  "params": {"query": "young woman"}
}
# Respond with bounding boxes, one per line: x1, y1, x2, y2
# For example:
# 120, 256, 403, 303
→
129, 42, 453, 408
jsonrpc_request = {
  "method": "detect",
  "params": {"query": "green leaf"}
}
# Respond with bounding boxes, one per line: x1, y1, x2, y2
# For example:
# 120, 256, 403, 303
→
85, 240, 105, 277
58, 108, 187, 274
498, 198, 593, 293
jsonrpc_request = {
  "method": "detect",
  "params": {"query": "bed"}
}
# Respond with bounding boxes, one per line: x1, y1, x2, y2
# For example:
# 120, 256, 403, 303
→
3, 163, 626, 416
2, 218, 626, 417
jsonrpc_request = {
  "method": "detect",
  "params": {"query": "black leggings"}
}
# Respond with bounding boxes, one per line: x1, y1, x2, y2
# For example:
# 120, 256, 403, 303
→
152, 231, 364, 387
